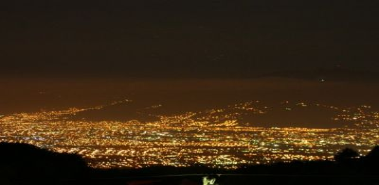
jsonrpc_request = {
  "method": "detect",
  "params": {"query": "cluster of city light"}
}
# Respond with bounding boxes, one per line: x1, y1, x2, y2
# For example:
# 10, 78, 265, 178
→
0, 100, 378, 169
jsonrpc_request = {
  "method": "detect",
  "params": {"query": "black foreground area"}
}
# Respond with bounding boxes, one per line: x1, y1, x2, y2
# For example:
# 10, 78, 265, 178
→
1, 142, 379, 185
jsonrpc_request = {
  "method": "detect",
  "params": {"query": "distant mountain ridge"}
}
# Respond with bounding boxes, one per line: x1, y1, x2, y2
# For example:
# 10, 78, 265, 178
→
264, 69, 379, 82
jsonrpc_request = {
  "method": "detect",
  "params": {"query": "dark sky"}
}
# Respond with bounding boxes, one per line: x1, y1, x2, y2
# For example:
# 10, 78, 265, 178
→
1, 0, 379, 78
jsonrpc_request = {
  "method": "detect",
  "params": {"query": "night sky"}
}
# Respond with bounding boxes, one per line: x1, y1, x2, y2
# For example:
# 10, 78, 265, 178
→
1, 0, 379, 78
3, 1, 379, 175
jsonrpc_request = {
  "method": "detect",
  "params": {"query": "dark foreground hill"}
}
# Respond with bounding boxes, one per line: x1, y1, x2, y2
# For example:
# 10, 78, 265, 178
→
0, 142, 89, 185
1, 142, 379, 185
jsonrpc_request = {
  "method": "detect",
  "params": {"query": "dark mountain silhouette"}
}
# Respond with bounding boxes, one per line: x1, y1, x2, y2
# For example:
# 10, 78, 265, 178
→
0, 142, 89, 185
262, 68, 379, 82
1, 142, 379, 185
265, 68, 379, 82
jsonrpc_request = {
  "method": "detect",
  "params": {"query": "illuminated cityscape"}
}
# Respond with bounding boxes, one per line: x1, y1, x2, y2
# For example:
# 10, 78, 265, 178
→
1, 99, 378, 169
2, 1, 379, 184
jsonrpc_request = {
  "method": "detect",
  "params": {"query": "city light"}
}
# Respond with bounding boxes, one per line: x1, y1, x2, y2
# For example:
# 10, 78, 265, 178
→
1, 100, 378, 169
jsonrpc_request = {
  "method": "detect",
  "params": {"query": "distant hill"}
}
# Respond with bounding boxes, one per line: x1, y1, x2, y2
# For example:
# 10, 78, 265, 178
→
265, 69, 379, 82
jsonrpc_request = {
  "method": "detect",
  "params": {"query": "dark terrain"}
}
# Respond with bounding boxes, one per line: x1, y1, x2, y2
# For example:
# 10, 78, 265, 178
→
1, 142, 379, 185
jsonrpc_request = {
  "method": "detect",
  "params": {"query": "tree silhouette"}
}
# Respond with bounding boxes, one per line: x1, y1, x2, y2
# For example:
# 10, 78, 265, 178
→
366, 146, 379, 159
364, 145, 379, 166
334, 148, 359, 162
